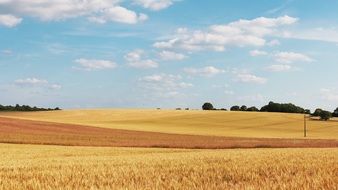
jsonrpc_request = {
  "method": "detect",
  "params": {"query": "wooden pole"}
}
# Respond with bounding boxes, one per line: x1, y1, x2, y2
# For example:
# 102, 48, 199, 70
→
304, 114, 307, 137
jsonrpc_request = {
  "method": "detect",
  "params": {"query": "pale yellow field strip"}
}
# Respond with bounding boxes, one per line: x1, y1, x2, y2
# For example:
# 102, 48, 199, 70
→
1, 109, 337, 139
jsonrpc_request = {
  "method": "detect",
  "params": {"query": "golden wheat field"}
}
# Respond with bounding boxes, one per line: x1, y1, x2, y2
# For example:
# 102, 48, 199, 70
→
0, 143, 337, 190
1, 110, 337, 190
1, 109, 338, 139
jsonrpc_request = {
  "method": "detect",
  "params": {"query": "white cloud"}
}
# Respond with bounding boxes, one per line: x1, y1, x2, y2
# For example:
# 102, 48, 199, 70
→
283, 27, 338, 44
0, 14, 22, 27
184, 66, 225, 77
266, 64, 291, 72
125, 50, 158, 68
88, 6, 148, 24
234, 72, 267, 84
320, 88, 338, 102
154, 15, 298, 52
133, 0, 174, 11
49, 84, 62, 90
14, 78, 61, 90
237, 94, 265, 102
74, 59, 117, 71
267, 39, 280, 46
15, 78, 48, 86
224, 90, 234, 95
249, 50, 267, 56
158, 50, 187, 61
274, 52, 313, 63
1, 49, 13, 55
0, 0, 147, 25
139, 74, 193, 98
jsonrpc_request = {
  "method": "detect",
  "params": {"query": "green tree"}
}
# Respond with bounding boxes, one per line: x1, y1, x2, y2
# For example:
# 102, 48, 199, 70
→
247, 106, 259, 112
230, 105, 240, 111
319, 110, 332, 121
333, 108, 338, 117
240, 105, 247, 111
312, 108, 323, 117
202, 102, 214, 110
260, 101, 305, 113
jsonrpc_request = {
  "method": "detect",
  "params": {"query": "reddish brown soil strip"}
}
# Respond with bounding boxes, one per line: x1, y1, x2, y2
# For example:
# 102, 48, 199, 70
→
0, 117, 337, 149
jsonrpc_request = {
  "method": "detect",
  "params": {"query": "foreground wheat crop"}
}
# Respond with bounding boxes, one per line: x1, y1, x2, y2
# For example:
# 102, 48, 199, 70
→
0, 143, 337, 190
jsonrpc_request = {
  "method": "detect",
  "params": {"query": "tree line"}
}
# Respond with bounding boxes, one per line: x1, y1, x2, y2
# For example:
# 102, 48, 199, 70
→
202, 101, 338, 120
0, 104, 61, 112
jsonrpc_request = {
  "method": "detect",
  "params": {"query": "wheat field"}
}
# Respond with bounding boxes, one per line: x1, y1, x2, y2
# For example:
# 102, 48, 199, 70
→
1, 109, 337, 139
0, 143, 337, 190
1, 110, 337, 190
0, 116, 337, 148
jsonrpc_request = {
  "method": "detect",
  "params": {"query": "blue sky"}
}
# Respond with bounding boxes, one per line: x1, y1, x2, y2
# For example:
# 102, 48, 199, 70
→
1, 0, 338, 111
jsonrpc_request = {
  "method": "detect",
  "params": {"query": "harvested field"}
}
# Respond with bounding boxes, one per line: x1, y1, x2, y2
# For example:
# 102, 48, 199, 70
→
0, 117, 337, 148
1, 109, 337, 139
0, 143, 337, 190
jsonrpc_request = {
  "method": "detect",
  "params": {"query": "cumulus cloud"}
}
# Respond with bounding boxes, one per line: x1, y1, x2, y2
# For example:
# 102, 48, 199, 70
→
49, 84, 62, 90
0, 0, 147, 25
0, 14, 22, 27
265, 64, 291, 72
14, 78, 61, 89
267, 39, 280, 46
249, 50, 267, 56
88, 6, 148, 24
125, 50, 158, 68
74, 58, 117, 71
274, 52, 313, 63
154, 15, 298, 52
139, 74, 193, 98
15, 78, 48, 86
184, 66, 225, 77
158, 50, 187, 61
133, 0, 174, 11
282, 27, 338, 44
234, 72, 267, 84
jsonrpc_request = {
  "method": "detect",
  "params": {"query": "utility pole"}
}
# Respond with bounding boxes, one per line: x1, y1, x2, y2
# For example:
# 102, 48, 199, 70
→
304, 114, 307, 137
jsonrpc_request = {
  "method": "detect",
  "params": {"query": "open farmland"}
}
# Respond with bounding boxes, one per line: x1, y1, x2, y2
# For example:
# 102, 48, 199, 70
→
0, 116, 336, 148
1, 109, 338, 139
0, 110, 337, 189
0, 143, 337, 190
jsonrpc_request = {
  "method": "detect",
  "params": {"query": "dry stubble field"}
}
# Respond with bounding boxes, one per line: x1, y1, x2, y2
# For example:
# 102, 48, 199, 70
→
2, 109, 338, 139
0, 110, 337, 189
0, 116, 336, 148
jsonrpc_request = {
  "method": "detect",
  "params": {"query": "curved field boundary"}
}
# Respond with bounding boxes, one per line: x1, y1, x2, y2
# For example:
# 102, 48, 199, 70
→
0, 117, 337, 149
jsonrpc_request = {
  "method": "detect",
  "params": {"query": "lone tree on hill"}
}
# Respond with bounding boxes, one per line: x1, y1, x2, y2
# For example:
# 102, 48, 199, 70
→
202, 102, 214, 110
319, 110, 332, 121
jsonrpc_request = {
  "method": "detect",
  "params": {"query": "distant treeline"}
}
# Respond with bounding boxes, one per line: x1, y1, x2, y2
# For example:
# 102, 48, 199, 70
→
0, 104, 61, 112
202, 101, 338, 120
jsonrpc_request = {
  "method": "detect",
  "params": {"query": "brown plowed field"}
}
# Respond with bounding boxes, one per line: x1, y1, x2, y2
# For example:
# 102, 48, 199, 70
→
0, 117, 337, 148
